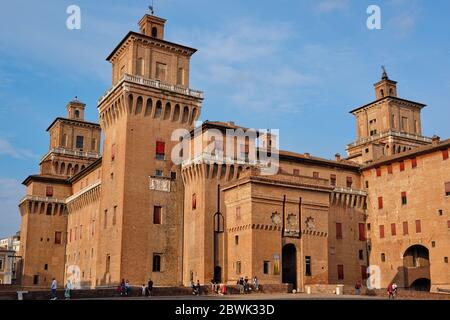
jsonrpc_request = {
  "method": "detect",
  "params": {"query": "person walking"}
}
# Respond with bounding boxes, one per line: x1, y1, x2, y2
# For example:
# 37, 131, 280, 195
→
64, 280, 72, 300
50, 278, 57, 300
239, 277, 245, 294
119, 279, 126, 296
387, 283, 394, 300
146, 279, 154, 296
196, 280, 201, 296
253, 276, 259, 292
125, 279, 131, 296
392, 282, 398, 299
355, 281, 362, 295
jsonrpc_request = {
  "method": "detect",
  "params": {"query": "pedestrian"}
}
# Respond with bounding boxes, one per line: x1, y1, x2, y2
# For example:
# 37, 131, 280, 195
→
392, 282, 398, 299
119, 279, 126, 296
190, 280, 197, 295
196, 280, 201, 295
141, 284, 146, 296
239, 277, 245, 294
50, 278, 57, 300
146, 279, 154, 296
355, 281, 362, 295
64, 280, 72, 300
244, 276, 249, 293
253, 276, 259, 292
387, 283, 394, 300
210, 279, 217, 294
125, 279, 131, 296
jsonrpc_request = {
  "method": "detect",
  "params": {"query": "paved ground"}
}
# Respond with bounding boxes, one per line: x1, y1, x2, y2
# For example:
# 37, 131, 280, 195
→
84, 293, 385, 300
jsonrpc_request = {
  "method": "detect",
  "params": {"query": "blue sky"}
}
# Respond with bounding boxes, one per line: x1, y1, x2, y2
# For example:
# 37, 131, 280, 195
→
1, 0, 450, 237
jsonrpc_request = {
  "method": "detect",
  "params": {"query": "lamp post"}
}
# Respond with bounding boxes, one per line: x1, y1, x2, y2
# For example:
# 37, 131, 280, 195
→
213, 184, 224, 283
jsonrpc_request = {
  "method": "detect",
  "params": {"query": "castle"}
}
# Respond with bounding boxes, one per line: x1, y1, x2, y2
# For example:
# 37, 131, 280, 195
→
17, 13, 450, 293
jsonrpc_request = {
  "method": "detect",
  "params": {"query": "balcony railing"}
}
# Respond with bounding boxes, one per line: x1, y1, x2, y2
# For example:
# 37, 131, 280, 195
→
181, 152, 263, 168
41, 148, 101, 162
19, 195, 66, 205
346, 130, 432, 149
99, 74, 204, 105
333, 186, 367, 196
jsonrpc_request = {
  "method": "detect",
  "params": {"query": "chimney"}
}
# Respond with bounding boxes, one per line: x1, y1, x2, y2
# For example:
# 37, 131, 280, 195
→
335, 153, 341, 161
304, 153, 311, 158
432, 135, 441, 145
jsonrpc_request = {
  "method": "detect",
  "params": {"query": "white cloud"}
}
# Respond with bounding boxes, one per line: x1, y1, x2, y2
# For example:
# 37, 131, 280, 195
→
0, 178, 23, 238
316, 0, 349, 13
0, 138, 37, 159
387, 0, 422, 37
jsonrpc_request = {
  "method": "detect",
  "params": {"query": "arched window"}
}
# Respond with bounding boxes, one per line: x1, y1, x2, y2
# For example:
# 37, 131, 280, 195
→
135, 96, 143, 115
151, 27, 158, 38
74, 110, 80, 118
380, 89, 385, 98
154, 101, 162, 118
152, 254, 161, 272
389, 88, 394, 96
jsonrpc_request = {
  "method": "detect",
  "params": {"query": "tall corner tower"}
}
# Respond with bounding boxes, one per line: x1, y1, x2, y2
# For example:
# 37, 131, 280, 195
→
18, 99, 101, 287
346, 68, 432, 164
95, 12, 203, 287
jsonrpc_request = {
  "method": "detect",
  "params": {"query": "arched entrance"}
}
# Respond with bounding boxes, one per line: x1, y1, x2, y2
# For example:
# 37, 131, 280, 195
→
282, 244, 297, 289
410, 278, 431, 292
403, 245, 430, 291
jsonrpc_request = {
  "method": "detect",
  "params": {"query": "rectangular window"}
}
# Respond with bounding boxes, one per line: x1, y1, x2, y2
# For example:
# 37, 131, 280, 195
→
235, 235, 239, 245
391, 223, 397, 236
156, 62, 167, 81
445, 182, 450, 196
403, 221, 409, 235
104, 210, 107, 229
69, 229, 72, 242
236, 207, 241, 221
378, 196, 383, 209
399, 161, 405, 172
330, 174, 336, 186
313, 172, 319, 179
447, 220, 450, 229
33, 275, 39, 285
376, 167, 381, 177
76, 136, 84, 149
113, 206, 117, 226
74, 227, 77, 241
358, 223, 366, 241
46, 186, 54, 197
236, 261, 241, 275
177, 67, 185, 86
401, 192, 407, 205
79, 225, 83, 239
153, 206, 162, 225
192, 194, 197, 210
136, 58, 144, 76
111, 144, 116, 162
263, 261, 269, 274
361, 266, 368, 280
54, 231, 62, 245
293, 169, 300, 176
0, 259, 3, 270
155, 170, 163, 177
337, 265, 344, 280
305, 256, 312, 276
381, 253, 386, 262
106, 255, 111, 273
153, 254, 161, 272
415, 220, 422, 233
170, 171, 177, 180
156, 141, 165, 160
91, 138, 96, 151
379, 225, 385, 238
443, 149, 449, 161
346, 176, 353, 188
411, 158, 417, 168
336, 223, 343, 239
359, 250, 364, 260
387, 164, 393, 174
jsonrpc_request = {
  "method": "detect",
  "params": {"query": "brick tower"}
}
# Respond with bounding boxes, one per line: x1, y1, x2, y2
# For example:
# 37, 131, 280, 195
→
18, 99, 101, 287
346, 68, 432, 164
95, 12, 203, 286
